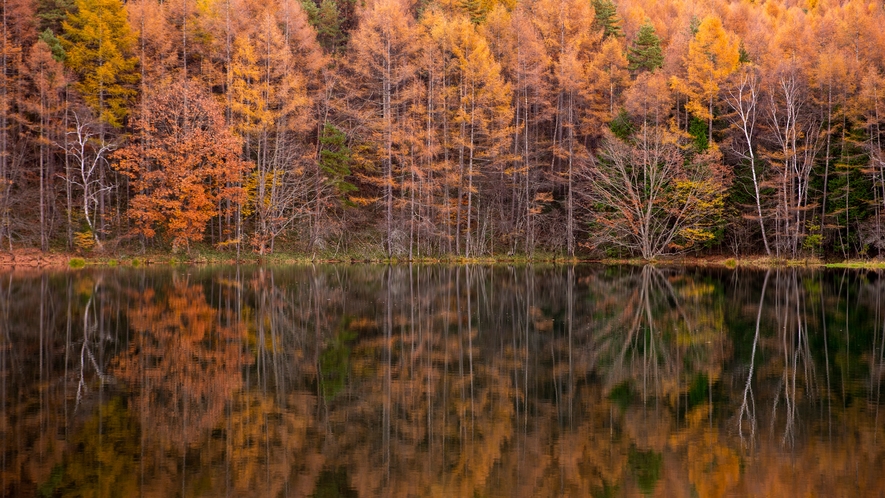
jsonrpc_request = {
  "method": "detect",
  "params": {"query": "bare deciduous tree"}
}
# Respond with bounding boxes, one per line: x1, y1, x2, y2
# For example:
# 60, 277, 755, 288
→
60, 109, 116, 250
581, 125, 731, 259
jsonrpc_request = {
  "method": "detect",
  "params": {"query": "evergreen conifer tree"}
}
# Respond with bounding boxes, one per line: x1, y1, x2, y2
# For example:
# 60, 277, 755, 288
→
591, 0, 621, 39
627, 22, 663, 72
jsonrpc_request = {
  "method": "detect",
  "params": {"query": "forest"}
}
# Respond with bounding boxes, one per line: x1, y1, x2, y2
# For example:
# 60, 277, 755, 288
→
1, 0, 885, 259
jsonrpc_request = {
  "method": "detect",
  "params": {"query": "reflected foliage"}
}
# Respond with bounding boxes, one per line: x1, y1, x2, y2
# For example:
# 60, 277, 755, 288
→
53, 397, 140, 497
627, 447, 661, 495
1, 266, 885, 496
113, 272, 250, 450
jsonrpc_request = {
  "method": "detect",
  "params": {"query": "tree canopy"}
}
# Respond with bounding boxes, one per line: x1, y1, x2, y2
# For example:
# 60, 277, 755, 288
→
2, 0, 885, 259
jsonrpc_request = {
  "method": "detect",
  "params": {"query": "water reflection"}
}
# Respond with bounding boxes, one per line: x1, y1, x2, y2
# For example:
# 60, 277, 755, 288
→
1, 265, 884, 496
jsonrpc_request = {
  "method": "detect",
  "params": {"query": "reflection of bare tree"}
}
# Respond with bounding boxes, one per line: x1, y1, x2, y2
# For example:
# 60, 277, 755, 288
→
739, 269, 769, 445
586, 265, 729, 404
75, 276, 113, 406
0, 271, 132, 494
732, 268, 885, 495
577, 266, 743, 495
744, 269, 825, 448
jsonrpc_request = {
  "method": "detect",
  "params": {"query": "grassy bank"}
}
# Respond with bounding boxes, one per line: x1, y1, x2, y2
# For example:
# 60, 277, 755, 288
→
3, 247, 884, 270
34, 247, 583, 269
601, 255, 885, 270
823, 261, 885, 269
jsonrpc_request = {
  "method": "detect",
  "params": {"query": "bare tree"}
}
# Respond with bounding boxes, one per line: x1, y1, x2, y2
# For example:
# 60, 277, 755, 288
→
262, 143, 315, 253
725, 66, 771, 255
765, 66, 822, 258
581, 125, 731, 259
59, 109, 116, 250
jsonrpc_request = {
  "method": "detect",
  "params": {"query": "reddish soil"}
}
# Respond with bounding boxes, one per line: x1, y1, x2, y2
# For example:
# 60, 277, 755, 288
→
0, 249, 72, 269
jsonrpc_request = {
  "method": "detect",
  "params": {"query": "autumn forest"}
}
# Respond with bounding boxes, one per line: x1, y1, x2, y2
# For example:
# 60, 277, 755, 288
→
2, 0, 885, 259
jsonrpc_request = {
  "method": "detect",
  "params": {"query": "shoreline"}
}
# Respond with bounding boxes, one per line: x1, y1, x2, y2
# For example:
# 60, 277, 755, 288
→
1, 248, 884, 270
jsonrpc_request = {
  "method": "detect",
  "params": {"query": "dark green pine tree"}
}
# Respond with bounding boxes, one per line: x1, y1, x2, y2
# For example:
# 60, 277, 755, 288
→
39, 29, 66, 62
36, 0, 75, 34
301, 0, 355, 53
627, 22, 664, 73
319, 123, 356, 199
592, 0, 622, 39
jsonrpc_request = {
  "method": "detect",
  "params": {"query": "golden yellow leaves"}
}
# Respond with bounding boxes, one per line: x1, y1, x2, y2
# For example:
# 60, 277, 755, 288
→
670, 15, 740, 137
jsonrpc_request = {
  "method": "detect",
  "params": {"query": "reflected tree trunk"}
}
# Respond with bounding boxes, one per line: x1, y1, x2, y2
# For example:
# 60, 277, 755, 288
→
739, 269, 770, 445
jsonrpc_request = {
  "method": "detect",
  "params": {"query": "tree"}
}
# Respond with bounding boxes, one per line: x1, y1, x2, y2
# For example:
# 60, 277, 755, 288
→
125, 0, 179, 83
582, 125, 732, 259
591, 0, 622, 39
318, 122, 354, 196
114, 81, 246, 251
0, 0, 35, 249
424, 10, 512, 257
36, 0, 75, 34
531, 0, 600, 257
300, 0, 355, 53
61, 0, 138, 128
25, 40, 69, 251
481, 5, 551, 255
812, 46, 858, 256
231, 9, 315, 254
671, 15, 740, 144
586, 36, 629, 131
60, 108, 116, 250
724, 65, 771, 255
622, 70, 670, 128
856, 68, 885, 255
347, 0, 422, 256
762, 63, 822, 258
38, 28, 65, 62
627, 21, 663, 73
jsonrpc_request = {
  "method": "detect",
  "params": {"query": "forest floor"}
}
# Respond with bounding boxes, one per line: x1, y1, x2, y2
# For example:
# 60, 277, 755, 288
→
0, 248, 73, 269
0, 248, 884, 270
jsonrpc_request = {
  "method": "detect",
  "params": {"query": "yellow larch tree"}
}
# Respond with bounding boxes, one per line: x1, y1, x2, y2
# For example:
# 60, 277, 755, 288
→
62, 0, 139, 128
423, 9, 512, 258
530, 0, 600, 257
671, 15, 740, 144
347, 0, 423, 257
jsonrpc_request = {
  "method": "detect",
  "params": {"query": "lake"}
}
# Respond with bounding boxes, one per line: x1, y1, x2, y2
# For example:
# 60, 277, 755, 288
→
1, 264, 883, 496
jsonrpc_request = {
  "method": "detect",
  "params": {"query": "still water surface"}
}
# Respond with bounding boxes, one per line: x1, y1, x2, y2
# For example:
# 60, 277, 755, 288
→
1, 265, 884, 497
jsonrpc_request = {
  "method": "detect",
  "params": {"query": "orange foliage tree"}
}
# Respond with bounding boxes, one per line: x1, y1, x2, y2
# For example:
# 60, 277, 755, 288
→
114, 80, 247, 250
